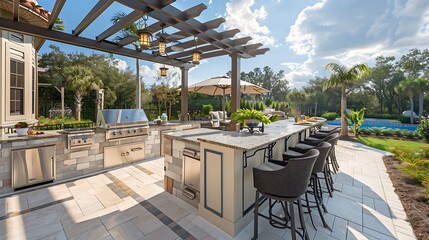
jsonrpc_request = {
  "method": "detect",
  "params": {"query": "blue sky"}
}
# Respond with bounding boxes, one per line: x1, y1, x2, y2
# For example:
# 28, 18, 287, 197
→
38, 0, 429, 89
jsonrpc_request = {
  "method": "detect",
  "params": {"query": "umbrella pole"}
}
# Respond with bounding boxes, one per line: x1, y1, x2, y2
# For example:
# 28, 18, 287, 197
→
222, 89, 226, 121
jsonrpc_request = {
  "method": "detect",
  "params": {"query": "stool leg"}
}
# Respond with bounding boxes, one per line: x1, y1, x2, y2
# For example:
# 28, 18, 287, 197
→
253, 191, 259, 240
298, 199, 309, 240
304, 191, 316, 230
289, 200, 297, 240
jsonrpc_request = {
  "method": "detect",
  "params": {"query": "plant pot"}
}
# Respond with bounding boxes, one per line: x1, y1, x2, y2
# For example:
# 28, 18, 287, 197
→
16, 128, 28, 136
245, 119, 260, 128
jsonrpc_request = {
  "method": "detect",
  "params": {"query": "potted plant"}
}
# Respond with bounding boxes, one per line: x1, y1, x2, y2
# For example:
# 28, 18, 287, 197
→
15, 122, 29, 136
230, 109, 271, 130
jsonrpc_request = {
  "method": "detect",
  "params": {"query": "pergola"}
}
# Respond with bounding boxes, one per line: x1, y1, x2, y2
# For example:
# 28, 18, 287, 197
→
0, 0, 269, 121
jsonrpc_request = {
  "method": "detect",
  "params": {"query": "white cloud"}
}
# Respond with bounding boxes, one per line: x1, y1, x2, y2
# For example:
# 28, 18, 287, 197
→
189, 59, 208, 73
284, 0, 429, 88
209, 0, 213, 5
113, 59, 127, 71
223, 0, 275, 45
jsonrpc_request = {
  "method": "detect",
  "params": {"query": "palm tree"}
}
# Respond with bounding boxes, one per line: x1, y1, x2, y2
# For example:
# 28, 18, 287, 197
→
63, 65, 101, 120
414, 78, 429, 122
111, 12, 143, 108
324, 63, 370, 136
398, 78, 416, 123
287, 90, 306, 115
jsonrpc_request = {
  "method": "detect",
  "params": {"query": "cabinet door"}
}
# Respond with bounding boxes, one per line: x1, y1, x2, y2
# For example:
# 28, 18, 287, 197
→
12, 145, 55, 189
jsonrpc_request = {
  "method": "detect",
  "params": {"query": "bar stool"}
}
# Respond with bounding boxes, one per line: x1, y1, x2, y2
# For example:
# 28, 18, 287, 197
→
306, 127, 341, 140
253, 149, 319, 240
287, 133, 340, 197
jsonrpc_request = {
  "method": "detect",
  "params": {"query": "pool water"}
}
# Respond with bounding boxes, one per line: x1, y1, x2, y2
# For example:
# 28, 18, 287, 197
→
326, 118, 418, 131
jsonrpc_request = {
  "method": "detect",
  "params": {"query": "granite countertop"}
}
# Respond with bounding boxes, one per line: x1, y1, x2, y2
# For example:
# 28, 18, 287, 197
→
166, 119, 325, 151
164, 128, 222, 144
0, 131, 62, 143
149, 120, 201, 127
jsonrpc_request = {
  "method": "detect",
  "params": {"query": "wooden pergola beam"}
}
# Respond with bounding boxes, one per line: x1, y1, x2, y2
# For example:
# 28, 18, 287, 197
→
72, 0, 114, 36
13, 0, 19, 21
167, 37, 252, 59
118, 3, 206, 48
0, 17, 187, 66
96, 10, 143, 41
178, 43, 267, 62
49, 0, 66, 29
164, 28, 240, 54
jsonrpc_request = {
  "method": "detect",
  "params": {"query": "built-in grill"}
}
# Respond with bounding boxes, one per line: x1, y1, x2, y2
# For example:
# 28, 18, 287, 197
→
97, 109, 150, 168
97, 109, 150, 141
60, 128, 95, 149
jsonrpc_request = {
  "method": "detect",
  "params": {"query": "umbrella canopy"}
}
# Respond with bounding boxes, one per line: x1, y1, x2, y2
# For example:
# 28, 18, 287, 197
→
188, 76, 270, 120
188, 76, 270, 96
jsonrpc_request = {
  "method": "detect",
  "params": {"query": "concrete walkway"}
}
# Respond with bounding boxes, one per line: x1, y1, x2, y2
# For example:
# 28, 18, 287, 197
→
0, 140, 416, 239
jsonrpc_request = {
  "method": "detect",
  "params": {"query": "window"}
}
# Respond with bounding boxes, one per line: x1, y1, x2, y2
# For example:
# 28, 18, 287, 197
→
10, 33, 24, 43
10, 59, 25, 115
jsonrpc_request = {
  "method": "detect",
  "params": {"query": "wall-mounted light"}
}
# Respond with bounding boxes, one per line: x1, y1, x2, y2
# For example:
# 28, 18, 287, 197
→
160, 66, 168, 77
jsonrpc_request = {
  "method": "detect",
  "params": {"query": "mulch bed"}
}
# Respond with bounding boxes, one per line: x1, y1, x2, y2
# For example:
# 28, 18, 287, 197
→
340, 135, 429, 239
383, 155, 429, 240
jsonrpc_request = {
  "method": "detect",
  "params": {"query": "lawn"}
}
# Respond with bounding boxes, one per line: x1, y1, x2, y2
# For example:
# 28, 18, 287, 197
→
357, 136, 429, 152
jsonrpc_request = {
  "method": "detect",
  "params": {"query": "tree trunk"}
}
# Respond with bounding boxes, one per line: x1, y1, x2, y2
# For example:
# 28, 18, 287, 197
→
74, 90, 82, 121
418, 91, 423, 122
340, 86, 348, 136
408, 92, 414, 124
314, 102, 318, 116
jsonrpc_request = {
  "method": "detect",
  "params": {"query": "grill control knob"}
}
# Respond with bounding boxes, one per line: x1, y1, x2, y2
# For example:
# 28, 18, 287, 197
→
112, 132, 116, 135
118, 131, 122, 135
128, 130, 131, 133
133, 129, 137, 133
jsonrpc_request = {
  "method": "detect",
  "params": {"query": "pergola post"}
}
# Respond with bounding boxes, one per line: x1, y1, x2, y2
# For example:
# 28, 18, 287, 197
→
135, 59, 141, 109
181, 66, 190, 121
230, 53, 241, 113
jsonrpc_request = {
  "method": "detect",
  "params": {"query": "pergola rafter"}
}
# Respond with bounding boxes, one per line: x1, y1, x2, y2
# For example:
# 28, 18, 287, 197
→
0, 0, 270, 120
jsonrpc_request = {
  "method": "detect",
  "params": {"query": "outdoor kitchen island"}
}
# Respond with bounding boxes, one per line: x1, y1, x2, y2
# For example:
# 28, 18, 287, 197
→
163, 118, 325, 237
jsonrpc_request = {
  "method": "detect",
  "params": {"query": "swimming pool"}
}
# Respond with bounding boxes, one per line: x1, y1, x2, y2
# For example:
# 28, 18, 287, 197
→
326, 118, 418, 131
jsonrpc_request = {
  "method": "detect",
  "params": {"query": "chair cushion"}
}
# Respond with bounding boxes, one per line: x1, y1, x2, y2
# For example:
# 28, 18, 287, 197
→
218, 111, 227, 119
290, 143, 314, 153
254, 161, 284, 172
209, 111, 220, 120
282, 150, 304, 160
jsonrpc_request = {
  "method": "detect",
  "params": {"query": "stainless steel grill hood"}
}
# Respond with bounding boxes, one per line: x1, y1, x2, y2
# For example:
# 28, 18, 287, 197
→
97, 109, 149, 128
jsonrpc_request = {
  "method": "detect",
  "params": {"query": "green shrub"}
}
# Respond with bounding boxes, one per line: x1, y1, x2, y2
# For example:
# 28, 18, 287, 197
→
265, 99, 273, 108
417, 119, 429, 143
359, 128, 372, 135
203, 104, 213, 116
399, 115, 418, 124
321, 112, 338, 121
393, 129, 404, 137
381, 128, 394, 136
364, 113, 398, 119
404, 130, 416, 139
371, 127, 383, 136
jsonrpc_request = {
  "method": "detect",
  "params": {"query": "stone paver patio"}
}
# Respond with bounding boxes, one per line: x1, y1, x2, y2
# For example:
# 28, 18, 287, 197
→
0, 140, 416, 239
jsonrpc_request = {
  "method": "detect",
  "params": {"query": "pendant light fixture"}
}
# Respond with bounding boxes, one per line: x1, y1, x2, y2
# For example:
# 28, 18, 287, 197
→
191, 36, 201, 64
160, 65, 168, 77
136, 15, 152, 48
158, 23, 167, 55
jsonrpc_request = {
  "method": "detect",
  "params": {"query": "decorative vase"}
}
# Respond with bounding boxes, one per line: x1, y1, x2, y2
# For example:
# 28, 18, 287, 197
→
16, 128, 28, 136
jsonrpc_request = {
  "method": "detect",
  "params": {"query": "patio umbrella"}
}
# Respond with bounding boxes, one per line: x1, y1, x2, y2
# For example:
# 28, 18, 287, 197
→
188, 76, 270, 120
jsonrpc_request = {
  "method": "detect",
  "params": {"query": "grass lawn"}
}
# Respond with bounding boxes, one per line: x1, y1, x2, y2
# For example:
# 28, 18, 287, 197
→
357, 136, 429, 152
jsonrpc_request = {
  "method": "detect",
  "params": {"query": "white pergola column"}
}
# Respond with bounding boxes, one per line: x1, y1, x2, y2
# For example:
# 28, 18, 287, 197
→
181, 66, 190, 121
230, 53, 241, 113
135, 59, 141, 109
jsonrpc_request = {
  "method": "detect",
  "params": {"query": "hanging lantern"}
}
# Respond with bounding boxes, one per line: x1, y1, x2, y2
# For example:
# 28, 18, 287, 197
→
137, 29, 152, 48
160, 66, 168, 77
158, 40, 166, 55
192, 50, 202, 64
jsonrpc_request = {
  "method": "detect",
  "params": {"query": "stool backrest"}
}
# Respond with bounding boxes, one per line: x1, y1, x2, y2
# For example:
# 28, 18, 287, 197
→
312, 142, 331, 173
326, 133, 340, 156
253, 149, 319, 198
